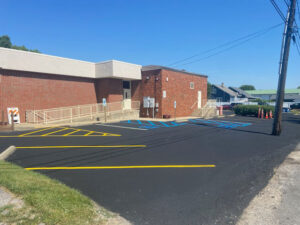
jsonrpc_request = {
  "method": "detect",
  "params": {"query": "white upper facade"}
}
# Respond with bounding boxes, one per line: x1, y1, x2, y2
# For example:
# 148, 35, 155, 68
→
0, 47, 142, 80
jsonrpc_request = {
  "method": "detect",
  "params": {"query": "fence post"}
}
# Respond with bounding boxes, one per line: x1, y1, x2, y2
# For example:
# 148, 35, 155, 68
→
33, 110, 36, 124
104, 105, 107, 123
90, 105, 93, 120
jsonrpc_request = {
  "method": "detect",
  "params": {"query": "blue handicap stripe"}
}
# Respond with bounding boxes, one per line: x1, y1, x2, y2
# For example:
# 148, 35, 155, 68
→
147, 121, 157, 126
159, 121, 170, 127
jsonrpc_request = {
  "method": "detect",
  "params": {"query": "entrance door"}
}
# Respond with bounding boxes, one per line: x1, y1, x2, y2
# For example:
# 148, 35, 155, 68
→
123, 81, 131, 109
198, 91, 202, 109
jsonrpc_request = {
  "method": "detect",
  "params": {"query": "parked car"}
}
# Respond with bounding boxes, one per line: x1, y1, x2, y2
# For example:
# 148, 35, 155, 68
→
222, 104, 231, 110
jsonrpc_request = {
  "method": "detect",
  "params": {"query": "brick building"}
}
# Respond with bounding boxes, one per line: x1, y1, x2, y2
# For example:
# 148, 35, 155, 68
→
0, 47, 207, 123
138, 66, 207, 118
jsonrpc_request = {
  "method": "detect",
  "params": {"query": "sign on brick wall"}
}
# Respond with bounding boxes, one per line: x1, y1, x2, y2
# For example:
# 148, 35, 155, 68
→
7, 107, 20, 124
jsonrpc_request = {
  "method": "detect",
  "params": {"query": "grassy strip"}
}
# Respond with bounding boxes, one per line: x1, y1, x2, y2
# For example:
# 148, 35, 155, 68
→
0, 160, 114, 225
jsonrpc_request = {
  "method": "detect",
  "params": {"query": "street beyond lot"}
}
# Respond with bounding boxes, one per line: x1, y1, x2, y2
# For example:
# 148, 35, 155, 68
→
1, 114, 300, 225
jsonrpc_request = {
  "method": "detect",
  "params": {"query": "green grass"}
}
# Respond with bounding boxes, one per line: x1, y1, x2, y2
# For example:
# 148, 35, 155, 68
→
0, 160, 114, 225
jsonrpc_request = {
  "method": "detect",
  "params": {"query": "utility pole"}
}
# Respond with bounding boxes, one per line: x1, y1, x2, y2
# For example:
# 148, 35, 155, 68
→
272, 0, 297, 136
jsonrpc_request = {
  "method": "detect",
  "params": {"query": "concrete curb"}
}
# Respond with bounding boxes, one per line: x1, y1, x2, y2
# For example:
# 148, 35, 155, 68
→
0, 146, 17, 160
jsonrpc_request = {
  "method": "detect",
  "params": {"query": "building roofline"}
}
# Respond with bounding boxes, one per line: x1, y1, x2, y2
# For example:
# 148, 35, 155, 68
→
142, 65, 208, 78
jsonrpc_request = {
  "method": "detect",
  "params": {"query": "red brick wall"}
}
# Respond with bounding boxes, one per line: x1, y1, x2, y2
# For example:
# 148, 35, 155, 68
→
0, 69, 97, 122
139, 70, 162, 118
95, 78, 123, 103
139, 69, 207, 118
161, 69, 207, 118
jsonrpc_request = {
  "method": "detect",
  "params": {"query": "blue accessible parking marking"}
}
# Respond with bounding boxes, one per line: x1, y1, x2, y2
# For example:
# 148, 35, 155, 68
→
188, 119, 251, 129
123, 120, 187, 129
119, 119, 251, 130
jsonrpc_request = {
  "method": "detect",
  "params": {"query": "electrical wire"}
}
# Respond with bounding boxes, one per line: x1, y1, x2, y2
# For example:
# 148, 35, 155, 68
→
270, 0, 287, 22
167, 23, 283, 67
293, 35, 300, 55
171, 23, 283, 67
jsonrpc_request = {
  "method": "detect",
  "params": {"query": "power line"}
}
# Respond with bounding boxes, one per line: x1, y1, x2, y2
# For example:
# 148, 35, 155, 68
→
270, 0, 287, 22
294, 38, 300, 55
173, 23, 283, 67
167, 23, 283, 67
284, 0, 290, 7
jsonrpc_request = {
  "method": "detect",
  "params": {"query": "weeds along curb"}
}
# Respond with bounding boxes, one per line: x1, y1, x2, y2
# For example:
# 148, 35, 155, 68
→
0, 146, 17, 160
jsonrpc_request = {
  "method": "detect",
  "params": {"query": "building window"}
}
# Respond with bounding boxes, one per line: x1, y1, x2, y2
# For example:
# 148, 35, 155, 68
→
123, 81, 130, 89
190, 82, 194, 89
163, 90, 166, 98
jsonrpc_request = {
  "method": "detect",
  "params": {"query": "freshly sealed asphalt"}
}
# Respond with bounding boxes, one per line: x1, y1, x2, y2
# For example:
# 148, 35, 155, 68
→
1, 113, 300, 225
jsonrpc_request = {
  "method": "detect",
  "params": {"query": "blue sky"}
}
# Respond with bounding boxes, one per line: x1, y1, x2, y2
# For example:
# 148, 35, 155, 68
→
1, 0, 299, 89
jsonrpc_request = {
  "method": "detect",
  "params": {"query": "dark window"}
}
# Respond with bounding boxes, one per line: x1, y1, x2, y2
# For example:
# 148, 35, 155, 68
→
123, 81, 130, 89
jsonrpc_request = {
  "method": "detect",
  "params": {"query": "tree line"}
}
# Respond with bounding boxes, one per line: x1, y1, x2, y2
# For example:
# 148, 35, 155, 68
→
0, 35, 40, 53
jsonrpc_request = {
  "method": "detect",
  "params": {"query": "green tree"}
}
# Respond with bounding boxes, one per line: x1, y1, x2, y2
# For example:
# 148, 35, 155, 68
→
0, 35, 12, 48
0, 35, 40, 53
297, 86, 300, 89
240, 85, 255, 91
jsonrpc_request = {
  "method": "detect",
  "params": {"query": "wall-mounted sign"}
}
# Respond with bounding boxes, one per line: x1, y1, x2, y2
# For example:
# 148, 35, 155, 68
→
7, 107, 20, 124
143, 97, 155, 108
174, 101, 177, 109
102, 98, 107, 106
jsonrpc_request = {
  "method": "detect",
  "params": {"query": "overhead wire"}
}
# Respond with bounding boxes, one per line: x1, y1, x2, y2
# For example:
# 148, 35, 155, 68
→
270, 0, 287, 22
167, 23, 283, 67
172, 23, 283, 67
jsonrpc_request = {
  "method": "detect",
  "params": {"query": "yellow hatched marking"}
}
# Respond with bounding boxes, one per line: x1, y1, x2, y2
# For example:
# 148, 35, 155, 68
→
84, 131, 94, 136
26, 165, 216, 170
41, 128, 69, 136
16, 145, 146, 149
60, 127, 120, 137
18, 127, 55, 137
63, 129, 81, 136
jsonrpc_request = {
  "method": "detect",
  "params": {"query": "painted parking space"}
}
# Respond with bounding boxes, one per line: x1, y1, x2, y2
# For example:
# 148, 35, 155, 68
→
0, 126, 121, 138
188, 118, 252, 129
105, 118, 252, 130
117, 120, 188, 129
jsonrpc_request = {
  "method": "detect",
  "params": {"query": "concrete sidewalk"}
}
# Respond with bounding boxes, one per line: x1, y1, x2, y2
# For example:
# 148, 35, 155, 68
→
237, 144, 300, 225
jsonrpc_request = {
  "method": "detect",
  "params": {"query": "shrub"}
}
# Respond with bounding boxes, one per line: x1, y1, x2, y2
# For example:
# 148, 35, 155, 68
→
233, 105, 275, 117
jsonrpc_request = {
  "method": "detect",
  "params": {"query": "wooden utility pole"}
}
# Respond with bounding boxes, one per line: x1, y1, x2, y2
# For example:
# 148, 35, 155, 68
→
272, 0, 297, 136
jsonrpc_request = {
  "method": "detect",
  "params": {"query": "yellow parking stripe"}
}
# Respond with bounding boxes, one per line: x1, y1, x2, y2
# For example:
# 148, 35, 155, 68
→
16, 145, 146, 149
60, 127, 120, 136
63, 129, 80, 136
41, 128, 69, 136
26, 165, 216, 170
84, 131, 94, 136
18, 127, 55, 137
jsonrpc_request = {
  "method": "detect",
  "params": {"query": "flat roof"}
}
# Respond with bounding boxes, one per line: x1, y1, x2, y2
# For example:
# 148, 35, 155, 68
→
142, 65, 208, 78
0, 47, 142, 80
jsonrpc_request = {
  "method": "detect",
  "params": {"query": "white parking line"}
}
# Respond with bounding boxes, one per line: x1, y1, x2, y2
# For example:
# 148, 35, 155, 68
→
96, 124, 148, 130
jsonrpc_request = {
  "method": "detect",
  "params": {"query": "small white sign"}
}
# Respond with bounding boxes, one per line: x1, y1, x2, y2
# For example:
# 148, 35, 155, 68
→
174, 101, 177, 109
102, 98, 107, 106
7, 107, 20, 124
143, 97, 155, 108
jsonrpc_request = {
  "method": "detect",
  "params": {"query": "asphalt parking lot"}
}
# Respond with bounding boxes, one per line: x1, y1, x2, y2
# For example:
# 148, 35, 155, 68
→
1, 114, 300, 225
